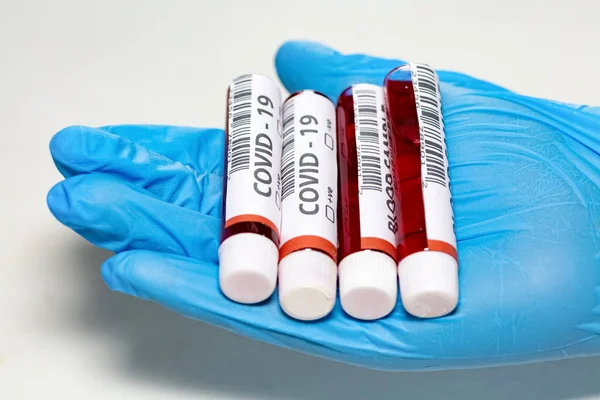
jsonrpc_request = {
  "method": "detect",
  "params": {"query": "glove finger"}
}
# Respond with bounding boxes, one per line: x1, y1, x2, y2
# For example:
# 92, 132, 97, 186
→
47, 173, 219, 264
101, 250, 362, 364
103, 249, 463, 370
50, 126, 221, 216
99, 125, 224, 176
275, 41, 509, 101
585, 106, 600, 116
102, 249, 600, 372
103, 236, 600, 372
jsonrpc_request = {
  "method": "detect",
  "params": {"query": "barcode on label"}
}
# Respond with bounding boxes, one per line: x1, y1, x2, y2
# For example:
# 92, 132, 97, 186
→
228, 74, 253, 175
412, 64, 447, 187
354, 87, 382, 192
281, 98, 295, 201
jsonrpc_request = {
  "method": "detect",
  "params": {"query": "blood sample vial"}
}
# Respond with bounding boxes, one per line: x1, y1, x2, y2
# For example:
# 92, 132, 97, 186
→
336, 84, 399, 320
219, 74, 282, 304
384, 64, 459, 318
278, 90, 338, 321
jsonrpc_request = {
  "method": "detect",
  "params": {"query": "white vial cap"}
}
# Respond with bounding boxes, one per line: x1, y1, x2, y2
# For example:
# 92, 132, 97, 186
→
398, 251, 459, 318
339, 250, 397, 320
278, 249, 337, 321
218, 232, 278, 304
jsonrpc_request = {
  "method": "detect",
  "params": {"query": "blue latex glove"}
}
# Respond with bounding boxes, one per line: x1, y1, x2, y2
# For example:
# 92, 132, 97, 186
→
47, 41, 600, 371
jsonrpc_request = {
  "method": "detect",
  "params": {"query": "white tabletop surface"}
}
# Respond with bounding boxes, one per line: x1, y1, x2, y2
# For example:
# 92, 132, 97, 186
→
2, 0, 600, 398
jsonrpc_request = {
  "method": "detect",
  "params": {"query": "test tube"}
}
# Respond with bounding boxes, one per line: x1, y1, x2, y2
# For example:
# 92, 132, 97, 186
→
278, 91, 338, 321
336, 84, 399, 320
384, 64, 459, 318
219, 74, 283, 304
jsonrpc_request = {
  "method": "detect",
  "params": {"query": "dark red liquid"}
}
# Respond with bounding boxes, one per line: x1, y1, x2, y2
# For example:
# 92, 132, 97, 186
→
384, 75, 428, 260
336, 88, 362, 263
220, 87, 279, 246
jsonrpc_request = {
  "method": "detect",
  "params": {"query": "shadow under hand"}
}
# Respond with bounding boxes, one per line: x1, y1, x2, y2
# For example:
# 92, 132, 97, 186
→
62, 240, 600, 400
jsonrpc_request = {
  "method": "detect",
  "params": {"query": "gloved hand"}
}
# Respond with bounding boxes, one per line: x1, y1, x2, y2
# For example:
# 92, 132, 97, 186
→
47, 41, 600, 371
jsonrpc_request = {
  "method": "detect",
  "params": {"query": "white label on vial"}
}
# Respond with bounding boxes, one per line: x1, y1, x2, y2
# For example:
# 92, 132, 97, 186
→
352, 84, 398, 260
225, 74, 282, 236
410, 63, 457, 258
279, 92, 338, 261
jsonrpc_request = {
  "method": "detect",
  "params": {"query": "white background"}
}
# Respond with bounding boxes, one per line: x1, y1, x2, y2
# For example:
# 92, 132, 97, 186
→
1, 0, 599, 398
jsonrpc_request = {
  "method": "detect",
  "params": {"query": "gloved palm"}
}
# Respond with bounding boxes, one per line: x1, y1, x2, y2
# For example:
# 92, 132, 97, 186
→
47, 41, 600, 371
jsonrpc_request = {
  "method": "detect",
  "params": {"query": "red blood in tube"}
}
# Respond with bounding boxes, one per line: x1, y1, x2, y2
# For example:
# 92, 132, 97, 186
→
384, 78, 428, 260
384, 65, 459, 319
336, 87, 364, 262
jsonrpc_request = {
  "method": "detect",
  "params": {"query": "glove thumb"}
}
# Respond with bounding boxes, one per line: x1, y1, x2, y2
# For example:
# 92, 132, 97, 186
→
274, 41, 509, 101
275, 41, 402, 101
